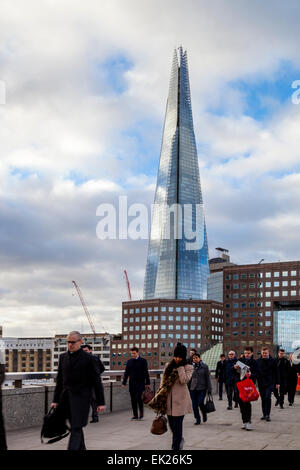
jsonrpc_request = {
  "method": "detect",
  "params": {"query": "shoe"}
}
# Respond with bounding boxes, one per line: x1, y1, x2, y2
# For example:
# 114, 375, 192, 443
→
289, 403, 293, 406
131, 416, 138, 420
234, 402, 239, 408
194, 421, 201, 425
90, 419, 99, 423
241, 423, 246, 429
227, 406, 232, 410
275, 400, 279, 406
280, 405, 284, 409
265, 416, 271, 422
245, 422, 253, 431
202, 414, 207, 423
260, 416, 266, 420
138, 415, 144, 420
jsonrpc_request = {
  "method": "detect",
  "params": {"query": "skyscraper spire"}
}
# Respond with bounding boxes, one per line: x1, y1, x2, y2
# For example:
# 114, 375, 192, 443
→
144, 48, 209, 300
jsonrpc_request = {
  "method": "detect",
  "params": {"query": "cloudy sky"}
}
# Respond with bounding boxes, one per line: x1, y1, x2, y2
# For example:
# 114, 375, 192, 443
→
1, 0, 300, 337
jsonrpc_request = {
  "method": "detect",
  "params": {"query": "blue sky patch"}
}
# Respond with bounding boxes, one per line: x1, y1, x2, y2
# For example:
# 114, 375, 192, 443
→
91, 54, 134, 95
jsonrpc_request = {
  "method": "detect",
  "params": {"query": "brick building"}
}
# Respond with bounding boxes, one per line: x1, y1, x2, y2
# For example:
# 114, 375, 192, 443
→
111, 299, 223, 369
223, 261, 300, 356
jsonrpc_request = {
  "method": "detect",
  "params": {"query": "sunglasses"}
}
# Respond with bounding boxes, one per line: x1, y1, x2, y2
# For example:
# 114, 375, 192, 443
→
67, 340, 80, 344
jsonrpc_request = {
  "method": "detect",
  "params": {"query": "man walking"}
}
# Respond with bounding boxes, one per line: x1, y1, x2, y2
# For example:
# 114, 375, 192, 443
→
215, 354, 226, 400
235, 347, 259, 431
257, 346, 280, 422
187, 348, 197, 365
51, 331, 105, 450
81, 344, 105, 423
224, 351, 239, 410
287, 353, 300, 406
121, 347, 150, 420
274, 349, 290, 409
0, 341, 7, 450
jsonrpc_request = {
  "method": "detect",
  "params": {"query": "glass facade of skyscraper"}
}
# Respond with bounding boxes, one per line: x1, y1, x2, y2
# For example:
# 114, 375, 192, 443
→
274, 307, 300, 353
144, 48, 209, 300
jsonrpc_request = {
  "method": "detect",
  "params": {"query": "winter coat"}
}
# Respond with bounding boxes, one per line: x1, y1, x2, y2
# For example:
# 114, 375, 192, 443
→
53, 348, 105, 428
215, 360, 226, 381
122, 356, 150, 393
189, 361, 212, 393
257, 356, 280, 389
288, 361, 300, 385
163, 363, 193, 416
275, 357, 290, 389
224, 357, 239, 385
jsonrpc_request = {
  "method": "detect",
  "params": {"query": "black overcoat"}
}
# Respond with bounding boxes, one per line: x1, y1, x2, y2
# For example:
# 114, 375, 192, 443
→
53, 349, 105, 428
122, 356, 150, 393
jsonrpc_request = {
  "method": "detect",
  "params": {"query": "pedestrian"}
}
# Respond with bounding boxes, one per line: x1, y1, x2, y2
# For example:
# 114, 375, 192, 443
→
51, 331, 106, 450
256, 346, 280, 422
0, 341, 7, 451
148, 343, 193, 450
189, 353, 212, 425
287, 353, 300, 406
215, 354, 226, 400
274, 349, 290, 409
121, 347, 150, 420
187, 348, 197, 365
81, 344, 105, 423
224, 351, 239, 410
235, 347, 258, 431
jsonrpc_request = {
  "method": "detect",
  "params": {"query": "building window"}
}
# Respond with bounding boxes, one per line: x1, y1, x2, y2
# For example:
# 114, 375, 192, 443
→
176, 307, 181, 312
282, 291, 288, 296
265, 292, 271, 297
291, 270, 297, 276
282, 271, 288, 277
191, 308, 196, 313
161, 307, 166, 312
274, 291, 279, 297
168, 316, 173, 321
274, 272, 280, 277
266, 272, 271, 278
176, 316, 181, 321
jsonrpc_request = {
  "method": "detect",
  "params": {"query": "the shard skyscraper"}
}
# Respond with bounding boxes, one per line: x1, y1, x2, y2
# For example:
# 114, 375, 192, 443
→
144, 47, 209, 300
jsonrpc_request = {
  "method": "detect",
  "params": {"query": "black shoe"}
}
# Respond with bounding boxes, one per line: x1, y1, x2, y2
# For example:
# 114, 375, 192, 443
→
289, 403, 293, 406
202, 414, 207, 423
131, 416, 138, 420
260, 416, 266, 420
275, 400, 279, 406
280, 405, 284, 409
265, 416, 271, 422
227, 406, 232, 410
90, 419, 99, 423
194, 421, 201, 425
234, 402, 239, 408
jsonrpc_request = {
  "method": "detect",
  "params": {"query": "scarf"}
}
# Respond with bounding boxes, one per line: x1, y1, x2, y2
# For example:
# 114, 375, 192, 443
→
148, 360, 181, 415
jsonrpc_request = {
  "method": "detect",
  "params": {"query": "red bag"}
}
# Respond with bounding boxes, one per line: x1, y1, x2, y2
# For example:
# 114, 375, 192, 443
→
237, 378, 260, 402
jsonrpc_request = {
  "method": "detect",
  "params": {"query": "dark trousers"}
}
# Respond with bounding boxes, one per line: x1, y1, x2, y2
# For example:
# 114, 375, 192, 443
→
91, 390, 98, 421
273, 386, 286, 406
287, 378, 298, 404
238, 397, 252, 423
225, 383, 238, 407
259, 384, 273, 417
167, 415, 184, 451
130, 389, 143, 418
68, 427, 86, 450
0, 393, 7, 451
190, 389, 206, 423
218, 380, 225, 399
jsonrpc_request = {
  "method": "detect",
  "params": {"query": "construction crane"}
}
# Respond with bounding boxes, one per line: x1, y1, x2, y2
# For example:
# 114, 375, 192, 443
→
124, 269, 132, 301
72, 280, 97, 337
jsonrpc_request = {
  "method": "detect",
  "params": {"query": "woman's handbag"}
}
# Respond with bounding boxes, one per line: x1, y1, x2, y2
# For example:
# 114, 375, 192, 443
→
204, 393, 216, 413
237, 378, 260, 402
142, 387, 154, 404
150, 415, 168, 435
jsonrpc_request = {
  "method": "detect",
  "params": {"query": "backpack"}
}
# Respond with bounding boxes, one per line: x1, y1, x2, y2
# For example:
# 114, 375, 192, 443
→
41, 407, 70, 444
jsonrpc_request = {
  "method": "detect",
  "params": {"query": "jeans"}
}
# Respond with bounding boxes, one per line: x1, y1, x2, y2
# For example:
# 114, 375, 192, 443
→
238, 397, 252, 423
259, 384, 273, 417
225, 384, 238, 407
130, 390, 144, 418
190, 389, 207, 423
167, 415, 184, 450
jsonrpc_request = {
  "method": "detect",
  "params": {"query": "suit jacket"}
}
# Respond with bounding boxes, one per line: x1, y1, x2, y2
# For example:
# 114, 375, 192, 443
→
53, 348, 105, 428
93, 355, 105, 375
122, 356, 150, 393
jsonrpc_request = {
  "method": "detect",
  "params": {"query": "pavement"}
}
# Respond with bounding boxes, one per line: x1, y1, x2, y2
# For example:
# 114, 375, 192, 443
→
6, 394, 300, 450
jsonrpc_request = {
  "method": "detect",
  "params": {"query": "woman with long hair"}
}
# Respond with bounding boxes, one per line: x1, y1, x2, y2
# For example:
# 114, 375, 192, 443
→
149, 343, 193, 450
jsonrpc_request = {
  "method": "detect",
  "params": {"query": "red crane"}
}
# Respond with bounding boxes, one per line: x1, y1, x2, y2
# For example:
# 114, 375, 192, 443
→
124, 269, 132, 301
72, 280, 96, 336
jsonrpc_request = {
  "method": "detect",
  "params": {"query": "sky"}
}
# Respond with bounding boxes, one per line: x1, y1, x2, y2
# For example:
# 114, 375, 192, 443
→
1, 0, 300, 337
